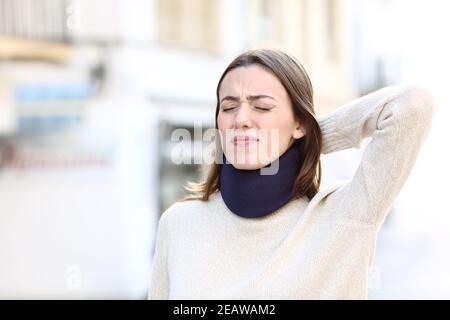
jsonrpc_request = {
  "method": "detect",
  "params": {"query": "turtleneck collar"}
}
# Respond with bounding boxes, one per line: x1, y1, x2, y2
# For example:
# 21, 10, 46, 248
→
220, 138, 305, 218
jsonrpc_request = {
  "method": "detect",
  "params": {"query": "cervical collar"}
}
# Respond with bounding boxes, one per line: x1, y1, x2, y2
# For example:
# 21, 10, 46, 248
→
220, 138, 305, 218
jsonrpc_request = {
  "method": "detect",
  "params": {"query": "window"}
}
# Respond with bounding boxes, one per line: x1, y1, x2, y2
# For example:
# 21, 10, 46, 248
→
324, 0, 340, 62
0, 0, 68, 42
250, 0, 282, 47
156, 0, 219, 52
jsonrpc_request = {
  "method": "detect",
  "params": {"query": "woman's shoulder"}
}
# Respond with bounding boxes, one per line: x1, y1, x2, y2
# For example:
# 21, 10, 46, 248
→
159, 192, 222, 224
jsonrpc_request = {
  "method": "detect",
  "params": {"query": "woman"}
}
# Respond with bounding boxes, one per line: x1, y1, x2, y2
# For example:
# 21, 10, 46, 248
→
148, 49, 435, 299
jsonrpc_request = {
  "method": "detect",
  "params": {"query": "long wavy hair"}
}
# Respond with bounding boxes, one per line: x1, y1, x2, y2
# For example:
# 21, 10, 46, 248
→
180, 49, 323, 202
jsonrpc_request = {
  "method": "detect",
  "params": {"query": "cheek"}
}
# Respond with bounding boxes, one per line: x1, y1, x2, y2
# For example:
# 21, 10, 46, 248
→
262, 119, 296, 148
217, 112, 229, 130
258, 110, 288, 127
217, 114, 229, 146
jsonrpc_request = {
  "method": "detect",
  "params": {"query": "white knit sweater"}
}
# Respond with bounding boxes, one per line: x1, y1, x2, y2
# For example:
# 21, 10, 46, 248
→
148, 84, 435, 300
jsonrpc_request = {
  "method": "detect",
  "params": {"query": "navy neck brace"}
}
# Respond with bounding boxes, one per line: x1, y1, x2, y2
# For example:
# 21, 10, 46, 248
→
220, 138, 305, 218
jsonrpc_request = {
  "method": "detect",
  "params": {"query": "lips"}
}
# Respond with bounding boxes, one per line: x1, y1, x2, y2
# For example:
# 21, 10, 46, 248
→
232, 136, 259, 145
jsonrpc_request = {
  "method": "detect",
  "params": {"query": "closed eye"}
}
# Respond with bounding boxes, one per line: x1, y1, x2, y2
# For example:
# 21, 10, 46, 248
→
222, 106, 270, 112
255, 106, 271, 111
220, 103, 273, 112
222, 107, 236, 112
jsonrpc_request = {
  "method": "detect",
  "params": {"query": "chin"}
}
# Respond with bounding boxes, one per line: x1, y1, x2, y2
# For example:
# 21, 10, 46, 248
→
231, 162, 264, 170
223, 149, 275, 170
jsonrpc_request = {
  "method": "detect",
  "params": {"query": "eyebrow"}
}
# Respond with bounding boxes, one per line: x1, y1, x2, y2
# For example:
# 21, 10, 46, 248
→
220, 95, 276, 104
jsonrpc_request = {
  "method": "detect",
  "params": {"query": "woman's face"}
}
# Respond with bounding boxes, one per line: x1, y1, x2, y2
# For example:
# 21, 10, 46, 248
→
217, 64, 305, 170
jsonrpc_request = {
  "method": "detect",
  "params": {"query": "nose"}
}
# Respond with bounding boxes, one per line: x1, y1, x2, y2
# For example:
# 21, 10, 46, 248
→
234, 103, 252, 129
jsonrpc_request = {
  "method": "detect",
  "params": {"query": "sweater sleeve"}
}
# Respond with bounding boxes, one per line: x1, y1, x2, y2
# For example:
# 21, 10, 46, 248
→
318, 84, 435, 227
147, 212, 170, 299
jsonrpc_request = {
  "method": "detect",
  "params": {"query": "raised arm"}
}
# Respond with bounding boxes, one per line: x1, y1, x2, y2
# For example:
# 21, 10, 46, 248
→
318, 84, 435, 228
147, 212, 170, 299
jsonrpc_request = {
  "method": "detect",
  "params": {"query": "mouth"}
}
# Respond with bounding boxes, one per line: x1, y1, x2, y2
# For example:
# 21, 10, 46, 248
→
232, 136, 259, 146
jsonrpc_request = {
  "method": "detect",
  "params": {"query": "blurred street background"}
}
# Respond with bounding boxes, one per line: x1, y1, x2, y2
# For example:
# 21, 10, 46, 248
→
0, 0, 449, 299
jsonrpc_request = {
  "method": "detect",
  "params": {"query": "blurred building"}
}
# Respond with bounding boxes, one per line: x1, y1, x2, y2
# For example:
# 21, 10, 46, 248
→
0, 0, 403, 299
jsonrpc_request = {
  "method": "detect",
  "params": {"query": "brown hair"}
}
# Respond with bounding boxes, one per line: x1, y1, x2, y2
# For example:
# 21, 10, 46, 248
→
180, 49, 322, 202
